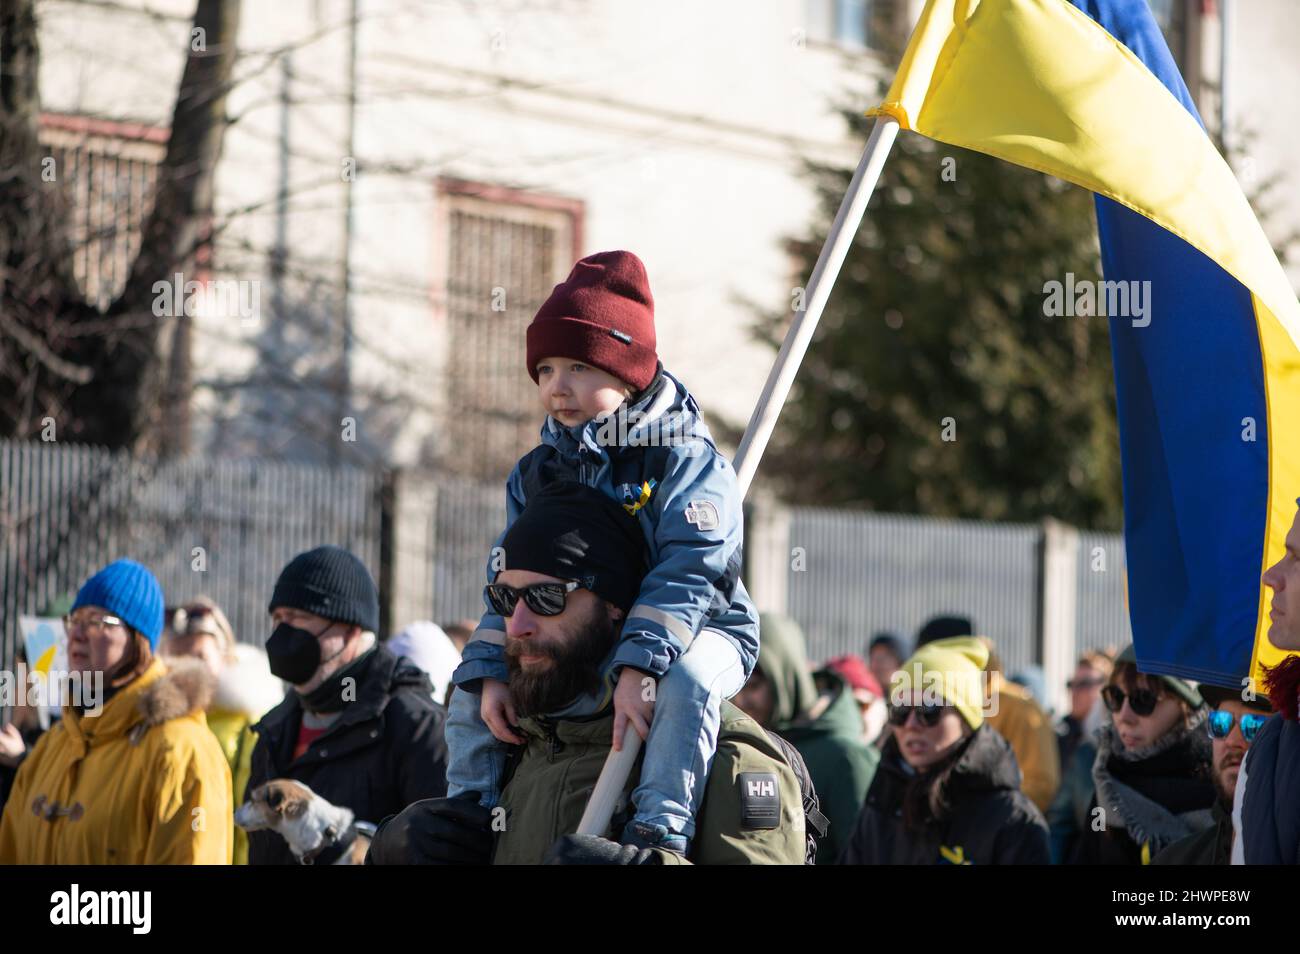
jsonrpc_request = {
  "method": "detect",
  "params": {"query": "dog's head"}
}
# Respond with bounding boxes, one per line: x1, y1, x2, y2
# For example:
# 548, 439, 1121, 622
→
235, 779, 352, 860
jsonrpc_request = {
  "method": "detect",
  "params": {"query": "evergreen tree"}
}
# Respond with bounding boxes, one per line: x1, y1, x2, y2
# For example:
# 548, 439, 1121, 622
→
750, 107, 1123, 529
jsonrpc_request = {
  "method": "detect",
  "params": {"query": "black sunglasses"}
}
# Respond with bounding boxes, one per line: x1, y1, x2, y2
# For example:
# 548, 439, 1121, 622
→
484, 580, 587, 618
1101, 684, 1161, 717
887, 701, 950, 728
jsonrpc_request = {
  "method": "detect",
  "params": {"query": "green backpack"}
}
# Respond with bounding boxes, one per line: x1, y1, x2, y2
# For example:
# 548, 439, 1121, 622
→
491, 701, 824, 865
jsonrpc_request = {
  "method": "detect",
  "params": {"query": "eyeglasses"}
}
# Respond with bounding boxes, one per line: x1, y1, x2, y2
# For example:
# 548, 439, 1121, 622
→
1207, 710, 1268, 744
1101, 684, 1161, 717
170, 605, 217, 637
62, 613, 123, 636
484, 580, 587, 618
1067, 677, 1106, 690
887, 702, 950, 728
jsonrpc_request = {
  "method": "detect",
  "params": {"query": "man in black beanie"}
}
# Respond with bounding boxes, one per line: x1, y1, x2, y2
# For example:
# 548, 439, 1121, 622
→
367, 483, 810, 865
915, 614, 974, 647
489, 483, 648, 722
245, 545, 448, 864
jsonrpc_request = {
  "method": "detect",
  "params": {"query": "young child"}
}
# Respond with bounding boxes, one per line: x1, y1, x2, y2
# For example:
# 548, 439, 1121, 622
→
446, 250, 760, 855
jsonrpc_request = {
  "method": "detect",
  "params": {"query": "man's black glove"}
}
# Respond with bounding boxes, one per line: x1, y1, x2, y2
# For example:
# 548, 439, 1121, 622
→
542, 834, 663, 865
364, 792, 494, 865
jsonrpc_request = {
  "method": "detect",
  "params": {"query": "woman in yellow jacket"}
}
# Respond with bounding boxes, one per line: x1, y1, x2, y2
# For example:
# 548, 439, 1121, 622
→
0, 559, 232, 864
162, 598, 283, 864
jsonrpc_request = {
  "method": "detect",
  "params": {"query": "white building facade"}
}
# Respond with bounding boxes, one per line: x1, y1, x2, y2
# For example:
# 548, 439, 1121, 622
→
32, 0, 1297, 476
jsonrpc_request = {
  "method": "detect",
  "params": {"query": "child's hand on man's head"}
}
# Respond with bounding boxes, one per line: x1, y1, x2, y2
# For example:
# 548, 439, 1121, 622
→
612, 666, 657, 751
480, 677, 525, 745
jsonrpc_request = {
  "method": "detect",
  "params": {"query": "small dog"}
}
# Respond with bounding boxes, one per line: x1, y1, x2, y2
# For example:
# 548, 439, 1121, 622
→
235, 779, 374, 865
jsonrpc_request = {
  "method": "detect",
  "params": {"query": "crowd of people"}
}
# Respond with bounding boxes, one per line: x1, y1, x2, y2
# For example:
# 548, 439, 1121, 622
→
1, 247, 1296, 865
0, 529, 1288, 866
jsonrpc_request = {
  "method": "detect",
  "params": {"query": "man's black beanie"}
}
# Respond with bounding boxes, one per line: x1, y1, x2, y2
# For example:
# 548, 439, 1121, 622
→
497, 481, 648, 613
269, 544, 380, 632
916, 614, 974, 648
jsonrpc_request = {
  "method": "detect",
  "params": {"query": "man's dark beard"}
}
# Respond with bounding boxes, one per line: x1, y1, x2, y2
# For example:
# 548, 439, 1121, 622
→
1215, 756, 1242, 810
506, 604, 617, 718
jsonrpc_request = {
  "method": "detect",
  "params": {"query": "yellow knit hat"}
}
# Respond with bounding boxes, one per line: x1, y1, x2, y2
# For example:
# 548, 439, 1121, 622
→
889, 636, 989, 729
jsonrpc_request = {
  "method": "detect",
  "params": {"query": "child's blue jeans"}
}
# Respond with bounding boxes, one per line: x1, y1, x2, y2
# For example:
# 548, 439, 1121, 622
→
446, 629, 747, 847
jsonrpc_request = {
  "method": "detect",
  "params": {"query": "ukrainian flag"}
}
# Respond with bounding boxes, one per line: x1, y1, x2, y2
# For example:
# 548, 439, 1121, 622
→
871, 0, 1300, 687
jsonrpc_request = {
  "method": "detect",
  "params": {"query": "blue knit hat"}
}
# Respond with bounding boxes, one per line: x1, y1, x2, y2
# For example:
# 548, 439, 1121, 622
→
72, 559, 165, 649
269, 545, 380, 632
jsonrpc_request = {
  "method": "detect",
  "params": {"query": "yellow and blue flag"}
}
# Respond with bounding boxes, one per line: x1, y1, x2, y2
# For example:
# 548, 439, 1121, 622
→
871, 0, 1300, 687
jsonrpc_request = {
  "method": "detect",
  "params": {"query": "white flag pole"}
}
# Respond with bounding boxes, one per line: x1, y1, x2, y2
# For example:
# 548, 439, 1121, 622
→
577, 115, 903, 840
732, 115, 901, 497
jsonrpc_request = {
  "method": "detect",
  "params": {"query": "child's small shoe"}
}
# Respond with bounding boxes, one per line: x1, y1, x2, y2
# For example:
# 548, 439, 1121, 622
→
621, 820, 689, 857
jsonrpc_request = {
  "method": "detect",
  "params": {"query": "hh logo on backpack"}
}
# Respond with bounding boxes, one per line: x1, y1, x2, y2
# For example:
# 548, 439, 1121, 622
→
738, 772, 780, 830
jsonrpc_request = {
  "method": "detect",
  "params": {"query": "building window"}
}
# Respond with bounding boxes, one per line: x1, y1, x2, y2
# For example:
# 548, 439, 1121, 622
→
805, 0, 901, 55
38, 114, 168, 311
434, 179, 583, 481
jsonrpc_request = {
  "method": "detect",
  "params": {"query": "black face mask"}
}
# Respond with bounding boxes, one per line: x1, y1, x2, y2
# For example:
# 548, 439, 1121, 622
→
266, 621, 340, 685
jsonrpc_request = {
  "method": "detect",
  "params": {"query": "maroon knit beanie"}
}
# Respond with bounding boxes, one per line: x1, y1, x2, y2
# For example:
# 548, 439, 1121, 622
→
525, 250, 659, 391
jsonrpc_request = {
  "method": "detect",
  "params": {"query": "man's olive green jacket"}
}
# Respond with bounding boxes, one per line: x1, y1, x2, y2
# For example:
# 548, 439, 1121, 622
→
493, 701, 807, 864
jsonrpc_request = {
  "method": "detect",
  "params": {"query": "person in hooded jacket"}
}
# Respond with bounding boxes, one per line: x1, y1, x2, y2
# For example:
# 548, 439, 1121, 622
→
839, 636, 1049, 865
161, 598, 284, 864
386, 620, 462, 707
1063, 644, 1214, 865
246, 545, 448, 865
824, 653, 888, 746
733, 613, 879, 864
0, 559, 232, 864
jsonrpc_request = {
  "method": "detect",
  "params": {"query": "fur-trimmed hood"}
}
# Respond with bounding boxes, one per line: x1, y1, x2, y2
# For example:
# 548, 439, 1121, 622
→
139, 658, 216, 729
211, 643, 285, 720
63, 656, 216, 750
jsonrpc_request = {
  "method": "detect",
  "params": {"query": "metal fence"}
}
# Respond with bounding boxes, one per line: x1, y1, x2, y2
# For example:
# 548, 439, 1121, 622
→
778, 508, 1133, 714
1, 439, 1133, 701
0, 440, 380, 671
1075, 529, 1134, 654
784, 508, 1044, 675
427, 475, 501, 625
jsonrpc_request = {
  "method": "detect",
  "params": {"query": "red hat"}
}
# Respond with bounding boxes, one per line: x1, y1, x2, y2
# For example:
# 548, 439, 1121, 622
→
826, 654, 883, 699
526, 250, 659, 392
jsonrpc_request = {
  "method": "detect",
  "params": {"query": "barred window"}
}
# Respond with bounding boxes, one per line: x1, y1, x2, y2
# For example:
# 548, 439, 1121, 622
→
437, 181, 582, 482
805, 0, 903, 55
39, 115, 167, 311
